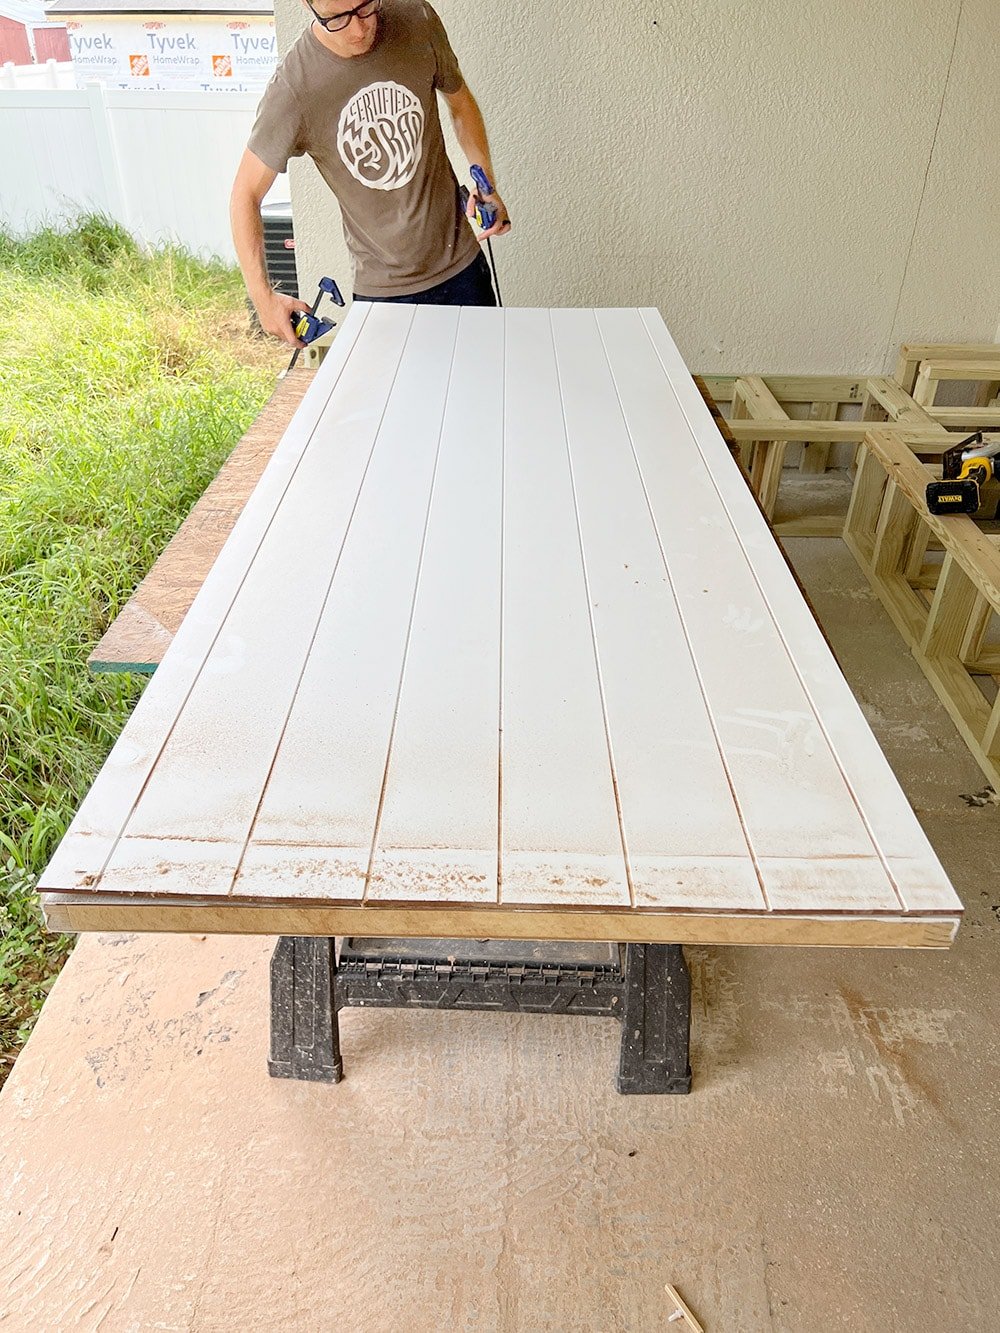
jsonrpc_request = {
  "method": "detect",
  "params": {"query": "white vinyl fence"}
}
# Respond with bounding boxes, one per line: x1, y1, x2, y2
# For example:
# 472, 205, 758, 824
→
1, 61, 75, 91
0, 82, 282, 260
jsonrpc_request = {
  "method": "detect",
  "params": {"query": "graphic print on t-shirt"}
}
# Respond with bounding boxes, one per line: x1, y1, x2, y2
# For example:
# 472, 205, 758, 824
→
337, 80, 425, 191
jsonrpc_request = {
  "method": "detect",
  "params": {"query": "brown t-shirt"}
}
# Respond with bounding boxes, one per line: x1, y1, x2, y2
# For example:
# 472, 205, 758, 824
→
248, 0, 479, 297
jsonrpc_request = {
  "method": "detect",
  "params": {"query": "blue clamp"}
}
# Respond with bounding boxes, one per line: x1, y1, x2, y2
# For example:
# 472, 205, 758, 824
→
469, 164, 498, 231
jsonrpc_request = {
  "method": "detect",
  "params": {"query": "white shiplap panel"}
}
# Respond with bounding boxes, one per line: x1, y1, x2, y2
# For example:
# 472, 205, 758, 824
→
39, 304, 961, 942
39, 302, 375, 896
550, 309, 764, 911
367, 308, 504, 905
596, 309, 898, 913
99, 303, 416, 899
234, 305, 462, 902
500, 308, 630, 908
637, 310, 962, 916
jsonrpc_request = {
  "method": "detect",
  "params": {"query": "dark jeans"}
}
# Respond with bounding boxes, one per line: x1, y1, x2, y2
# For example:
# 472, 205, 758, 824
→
355, 249, 496, 307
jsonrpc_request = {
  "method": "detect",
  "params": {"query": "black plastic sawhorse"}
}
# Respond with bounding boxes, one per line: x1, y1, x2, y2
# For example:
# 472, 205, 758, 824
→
268, 937, 691, 1094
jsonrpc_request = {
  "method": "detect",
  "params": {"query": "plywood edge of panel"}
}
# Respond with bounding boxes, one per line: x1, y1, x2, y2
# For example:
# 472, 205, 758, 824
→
41, 895, 960, 949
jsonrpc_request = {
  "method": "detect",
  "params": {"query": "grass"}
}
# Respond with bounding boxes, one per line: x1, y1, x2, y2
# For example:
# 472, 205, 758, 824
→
0, 215, 285, 1084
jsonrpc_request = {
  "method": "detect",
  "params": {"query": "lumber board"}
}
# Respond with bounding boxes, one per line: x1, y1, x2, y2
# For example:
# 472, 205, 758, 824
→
871, 484, 917, 577
864, 377, 939, 426
38, 308, 962, 946
798, 402, 837, 474
241, 307, 467, 902
605, 316, 900, 913
844, 446, 887, 564
734, 375, 785, 421
699, 374, 867, 405
498, 310, 629, 907
773, 516, 845, 539
739, 376, 789, 518
915, 358, 1000, 383
921, 555, 980, 658
928, 406, 1000, 429
862, 429, 1000, 607
894, 342, 1000, 395
555, 312, 762, 910
40, 895, 958, 949
845, 427, 1000, 794
913, 359, 1000, 411
499, 310, 630, 907
726, 419, 957, 451
968, 649, 1000, 675
42, 305, 378, 893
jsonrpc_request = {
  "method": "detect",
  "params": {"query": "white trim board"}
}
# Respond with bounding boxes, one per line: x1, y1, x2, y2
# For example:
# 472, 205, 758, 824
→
39, 306, 962, 948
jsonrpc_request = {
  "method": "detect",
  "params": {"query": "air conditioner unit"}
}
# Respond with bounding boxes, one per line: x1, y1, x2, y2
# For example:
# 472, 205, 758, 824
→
260, 199, 297, 298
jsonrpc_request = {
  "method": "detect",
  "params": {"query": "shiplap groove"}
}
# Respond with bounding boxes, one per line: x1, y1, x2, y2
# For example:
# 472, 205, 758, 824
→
41, 302, 377, 893
100, 305, 420, 899
549, 310, 635, 910
590, 311, 768, 911
556, 310, 764, 911
235, 307, 459, 901
366, 308, 499, 905
639, 310, 959, 915
499, 309, 629, 907
601, 311, 895, 913
636, 310, 905, 910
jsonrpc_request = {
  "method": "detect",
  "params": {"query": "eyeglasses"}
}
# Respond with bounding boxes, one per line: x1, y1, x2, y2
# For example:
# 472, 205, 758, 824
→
308, 0, 381, 33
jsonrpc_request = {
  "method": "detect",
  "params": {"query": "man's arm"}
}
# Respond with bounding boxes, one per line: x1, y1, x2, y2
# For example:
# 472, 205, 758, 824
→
230, 148, 304, 346
441, 83, 511, 241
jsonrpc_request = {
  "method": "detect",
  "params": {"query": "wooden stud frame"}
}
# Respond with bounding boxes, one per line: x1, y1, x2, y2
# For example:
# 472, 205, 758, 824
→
700, 345, 1000, 537
894, 343, 1000, 396
844, 425, 1000, 791
719, 374, 949, 537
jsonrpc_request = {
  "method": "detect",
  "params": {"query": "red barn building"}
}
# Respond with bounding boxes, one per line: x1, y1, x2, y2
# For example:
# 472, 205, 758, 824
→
0, 0, 69, 65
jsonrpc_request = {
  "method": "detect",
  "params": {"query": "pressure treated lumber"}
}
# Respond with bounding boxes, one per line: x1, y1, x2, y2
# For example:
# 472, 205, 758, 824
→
863, 376, 940, 426
894, 342, 1000, 395
725, 419, 956, 452
736, 376, 789, 518
700, 350, 1000, 541
699, 374, 867, 406
845, 425, 1000, 792
798, 401, 837, 475
913, 359, 1000, 408
928, 406, 1000, 429
38, 306, 961, 946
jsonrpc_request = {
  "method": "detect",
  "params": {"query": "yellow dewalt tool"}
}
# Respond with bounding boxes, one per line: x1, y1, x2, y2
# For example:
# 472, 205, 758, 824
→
926, 432, 1000, 516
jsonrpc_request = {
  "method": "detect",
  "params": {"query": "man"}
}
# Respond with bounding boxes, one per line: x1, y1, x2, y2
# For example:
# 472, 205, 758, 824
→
231, 0, 510, 346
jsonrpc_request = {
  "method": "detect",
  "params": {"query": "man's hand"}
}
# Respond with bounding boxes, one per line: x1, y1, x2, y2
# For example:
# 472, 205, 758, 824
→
256, 289, 308, 347
443, 84, 510, 241
466, 186, 511, 242
230, 149, 308, 347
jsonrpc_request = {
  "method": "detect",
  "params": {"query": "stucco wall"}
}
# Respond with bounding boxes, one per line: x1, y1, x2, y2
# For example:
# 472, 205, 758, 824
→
272, 0, 1000, 373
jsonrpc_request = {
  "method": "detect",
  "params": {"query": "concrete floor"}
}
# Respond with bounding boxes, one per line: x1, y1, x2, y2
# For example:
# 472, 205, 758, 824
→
2, 520, 1000, 1330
